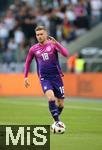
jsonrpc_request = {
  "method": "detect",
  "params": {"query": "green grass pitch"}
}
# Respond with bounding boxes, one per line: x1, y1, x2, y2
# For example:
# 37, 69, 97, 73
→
0, 96, 102, 150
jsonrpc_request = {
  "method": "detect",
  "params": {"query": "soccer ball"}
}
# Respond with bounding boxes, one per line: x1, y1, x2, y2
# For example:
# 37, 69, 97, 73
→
51, 121, 66, 134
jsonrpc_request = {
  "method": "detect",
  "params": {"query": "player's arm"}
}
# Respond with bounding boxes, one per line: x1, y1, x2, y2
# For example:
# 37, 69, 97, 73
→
24, 48, 34, 88
49, 36, 69, 57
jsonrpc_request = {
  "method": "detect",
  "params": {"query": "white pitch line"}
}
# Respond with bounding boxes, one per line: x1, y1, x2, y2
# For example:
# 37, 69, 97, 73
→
38, 103, 102, 111
0, 101, 102, 111
65, 105, 102, 111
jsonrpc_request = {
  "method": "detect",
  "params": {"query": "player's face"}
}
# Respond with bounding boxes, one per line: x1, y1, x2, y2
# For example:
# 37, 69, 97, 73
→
36, 30, 48, 44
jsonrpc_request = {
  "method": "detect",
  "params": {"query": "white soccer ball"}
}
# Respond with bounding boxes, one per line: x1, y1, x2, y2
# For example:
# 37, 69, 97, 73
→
51, 121, 66, 134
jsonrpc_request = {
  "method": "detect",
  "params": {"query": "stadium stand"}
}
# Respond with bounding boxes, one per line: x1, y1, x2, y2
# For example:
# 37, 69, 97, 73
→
0, 0, 102, 73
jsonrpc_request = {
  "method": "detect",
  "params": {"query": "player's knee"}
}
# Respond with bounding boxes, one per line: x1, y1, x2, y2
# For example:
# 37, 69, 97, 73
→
57, 99, 64, 107
59, 103, 64, 108
45, 90, 56, 101
47, 95, 56, 101
47, 93, 56, 101
60, 103, 64, 107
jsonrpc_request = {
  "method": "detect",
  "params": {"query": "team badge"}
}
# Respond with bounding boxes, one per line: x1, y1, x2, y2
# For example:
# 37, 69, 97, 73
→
46, 46, 51, 52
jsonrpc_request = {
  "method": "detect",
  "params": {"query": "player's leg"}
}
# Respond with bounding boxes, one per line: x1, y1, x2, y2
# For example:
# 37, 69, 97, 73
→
52, 76, 65, 116
45, 89, 60, 122
56, 98, 64, 115
40, 78, 59, 122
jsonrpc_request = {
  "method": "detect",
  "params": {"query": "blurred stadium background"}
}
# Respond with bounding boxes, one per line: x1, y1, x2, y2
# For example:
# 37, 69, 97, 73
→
0, 0, 102, 150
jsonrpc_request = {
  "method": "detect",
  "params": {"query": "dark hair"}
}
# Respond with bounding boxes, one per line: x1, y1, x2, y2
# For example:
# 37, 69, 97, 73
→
35, 26, 47, 32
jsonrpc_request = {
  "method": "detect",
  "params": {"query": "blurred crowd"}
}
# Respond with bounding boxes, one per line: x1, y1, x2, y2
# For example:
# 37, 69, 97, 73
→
0, 0, 102, 68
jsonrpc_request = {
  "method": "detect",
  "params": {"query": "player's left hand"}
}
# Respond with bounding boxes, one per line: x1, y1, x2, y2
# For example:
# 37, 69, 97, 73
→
49, 36, 57, 44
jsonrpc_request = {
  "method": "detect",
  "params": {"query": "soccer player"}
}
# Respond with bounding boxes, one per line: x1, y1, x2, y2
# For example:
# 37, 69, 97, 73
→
24, 26, 69, 124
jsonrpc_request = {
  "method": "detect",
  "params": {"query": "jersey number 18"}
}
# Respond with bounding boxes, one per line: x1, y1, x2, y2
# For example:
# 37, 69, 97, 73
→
41, 53, 49, 61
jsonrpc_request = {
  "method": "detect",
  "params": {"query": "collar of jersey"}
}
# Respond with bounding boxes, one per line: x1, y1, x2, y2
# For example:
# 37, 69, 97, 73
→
39, 40, 51, 46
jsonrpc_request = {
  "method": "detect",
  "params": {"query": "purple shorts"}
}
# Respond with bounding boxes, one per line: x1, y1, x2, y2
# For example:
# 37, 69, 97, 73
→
40, 76, 64, 99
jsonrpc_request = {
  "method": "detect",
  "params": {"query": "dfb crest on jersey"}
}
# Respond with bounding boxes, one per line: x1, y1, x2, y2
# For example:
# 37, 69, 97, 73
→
46, 46, 51, 52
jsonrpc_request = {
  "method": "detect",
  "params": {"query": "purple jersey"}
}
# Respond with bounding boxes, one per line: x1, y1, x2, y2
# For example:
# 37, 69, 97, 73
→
24, 40, 69, 78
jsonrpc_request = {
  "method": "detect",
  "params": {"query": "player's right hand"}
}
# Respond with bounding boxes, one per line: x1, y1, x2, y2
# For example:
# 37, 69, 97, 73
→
48, 36, 57, 44
24, 78, 30, 88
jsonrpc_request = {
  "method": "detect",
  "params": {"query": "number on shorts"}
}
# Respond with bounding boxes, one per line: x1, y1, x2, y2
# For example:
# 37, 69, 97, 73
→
59, 86, 64, 94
